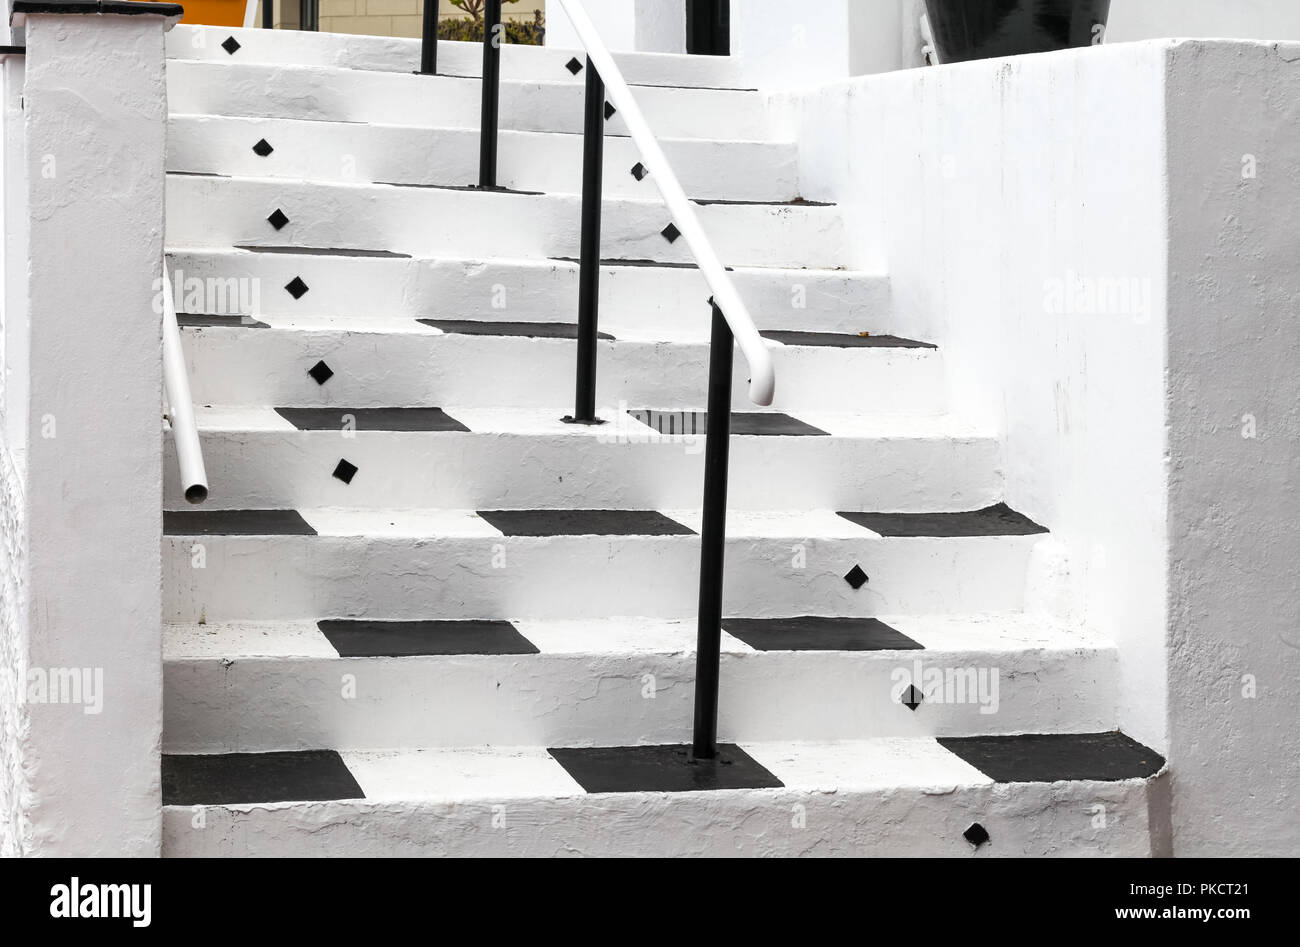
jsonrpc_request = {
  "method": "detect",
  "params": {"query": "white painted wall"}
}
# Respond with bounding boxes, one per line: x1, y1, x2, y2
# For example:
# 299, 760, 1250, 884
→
781, 38, 1300, 856
1108, 0, 1300, 43
1, 11, 174, 857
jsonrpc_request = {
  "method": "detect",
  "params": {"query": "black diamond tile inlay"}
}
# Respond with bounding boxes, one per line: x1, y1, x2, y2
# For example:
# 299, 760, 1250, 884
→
307, 360, 334, 385
548, 744, 784, 794
267, 208, 290, 231
760, 330, 937, 350
723, 617, 922, 652
837, 503, 1049, 538
418, 319, 615, 341
176, 313, 269, 329
661, 222, 681, 243
285, 276, 309, 299
252, 138, 274, 157
964, 823, 991, 848
333, 459, 359, 485
631, 162, 648, 181
318, 620, 539, 657
604, 101, 617, 120
277, 408, 470, 433
477, 509, 695, 538
163, 509, 317, 536
221, 35, 240, 55
627, 409, 829, 438
565, 56, 583, 75
162, 751, 363, 806
937, 733, 1166, 784
844, 564, 869, 590
901, 684, 923, 711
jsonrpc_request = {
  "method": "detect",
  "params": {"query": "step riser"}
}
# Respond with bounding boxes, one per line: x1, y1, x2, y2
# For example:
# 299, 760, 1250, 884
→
163, 647, 1116, 752
181, 331, 948, 416
167, 26, 748, 90
163, 535, 1040, 622
164, 250, 889, 335
166, 431, 1002, 512
169, 117, 800, 202
167, 177, 845, 268
162, 778, 1159, 857
167, 61, 777, 141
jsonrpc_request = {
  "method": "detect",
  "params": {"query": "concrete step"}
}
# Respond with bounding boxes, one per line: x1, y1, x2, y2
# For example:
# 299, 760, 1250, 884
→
177, 319, 947, 416
162, 613, 1115, 752
165, 174, 845, 268
168, 114, 800, 201
164, 248, 891, 335
167, 25, 751, 91
166, 59, 779, 141
161, 735, 1168, 856
161, 507, 1045, 622
166, 407, 1002, 511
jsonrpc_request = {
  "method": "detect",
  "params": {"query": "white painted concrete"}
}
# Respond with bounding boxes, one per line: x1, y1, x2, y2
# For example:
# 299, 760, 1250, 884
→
11, 12, 174, 858
163, 740, 1165, 857
163, 615, 1114, 751
1108, 0, 1300, 43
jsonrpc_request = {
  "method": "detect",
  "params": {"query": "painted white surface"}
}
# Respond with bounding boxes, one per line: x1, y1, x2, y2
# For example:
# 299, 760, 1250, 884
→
1108, 0, 1300, 43
163, 615, 1114, 751
633, 0, 687, 55
13, 12, 172, 857
163, 741, 1165, 857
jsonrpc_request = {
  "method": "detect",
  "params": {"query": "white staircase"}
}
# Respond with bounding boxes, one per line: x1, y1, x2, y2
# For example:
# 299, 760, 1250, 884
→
160, 25, 1165, 858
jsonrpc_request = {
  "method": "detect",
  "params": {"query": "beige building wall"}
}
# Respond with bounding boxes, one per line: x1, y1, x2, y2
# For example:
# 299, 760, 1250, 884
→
261, 0, 545, 39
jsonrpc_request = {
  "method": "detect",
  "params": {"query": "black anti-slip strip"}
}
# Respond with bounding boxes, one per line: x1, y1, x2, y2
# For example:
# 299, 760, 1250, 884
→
837, 503, 1048, 538
317, 620, 539, 657
937, 733, 1166, 784
162, 751, 364, 806
163, 509, 317, 536
548, 744, 784, 794
375, 181, 545, 196
628, 409, 830, 438
275, 408, 470, 433
723, 617, 924, 652
761, 330, 937, 350
234, 245, 411, 259
419, 319, 615, 341
550, 256, 734, 271
478, 509, 695, 538
694, 198, 834, 207
177, 313, 269, 329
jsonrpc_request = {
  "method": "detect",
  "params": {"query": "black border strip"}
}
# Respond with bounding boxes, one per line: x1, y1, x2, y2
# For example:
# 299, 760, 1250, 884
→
11, 0, 184, 25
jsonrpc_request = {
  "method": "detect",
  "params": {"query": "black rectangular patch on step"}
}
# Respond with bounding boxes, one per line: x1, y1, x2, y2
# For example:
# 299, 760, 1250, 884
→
722, 616, 923, 652
937, 732, 1166, 784
234, 245, 412, 259
163, 509, 317, 536
162, 750, 364, 806
418, 319, 615, 341
548, 744, 784, 793
760, 330, 936, 350
837, 503, 1048, 537
176, 313, 270, 329
317, 620, 539, 657
477, 509, 696, 537
275, 408, 470, 433
628, 409, 829, 437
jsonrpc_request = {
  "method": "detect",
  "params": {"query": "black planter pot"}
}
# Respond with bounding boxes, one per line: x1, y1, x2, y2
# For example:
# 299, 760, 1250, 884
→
925, 0, 1112, 64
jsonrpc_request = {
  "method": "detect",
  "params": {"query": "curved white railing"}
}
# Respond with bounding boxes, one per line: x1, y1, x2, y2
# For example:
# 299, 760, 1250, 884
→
161, 264, 209, 504
554, 0, 776, 406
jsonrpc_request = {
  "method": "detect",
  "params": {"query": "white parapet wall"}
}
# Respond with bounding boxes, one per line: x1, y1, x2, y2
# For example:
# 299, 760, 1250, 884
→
780, 38, 1300, 856
0, 6, 175, 856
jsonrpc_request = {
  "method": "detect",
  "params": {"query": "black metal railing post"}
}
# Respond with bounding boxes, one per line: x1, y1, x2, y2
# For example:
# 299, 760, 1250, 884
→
420, 0, 438, 74
564, 57, 605, 425
262, 0, 273, 29
299, 0, 317, 31
691, 301, 734, 760
478, 0, 503, 188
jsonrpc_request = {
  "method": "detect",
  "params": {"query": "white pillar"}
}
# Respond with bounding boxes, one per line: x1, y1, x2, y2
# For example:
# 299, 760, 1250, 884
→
8, 3, 177, 857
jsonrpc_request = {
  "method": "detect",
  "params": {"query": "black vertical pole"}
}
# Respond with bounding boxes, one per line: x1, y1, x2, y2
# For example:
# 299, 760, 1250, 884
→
691, 302, 733, 760
566, 57, 604, 425
478, 0, 502, 188
262, 0, 273, 29
420, 0, 438, 75
299, 0, 317, 31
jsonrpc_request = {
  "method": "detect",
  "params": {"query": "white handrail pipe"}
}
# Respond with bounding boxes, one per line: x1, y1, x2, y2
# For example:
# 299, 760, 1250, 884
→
161, 265, 209, 504
554, 0, 776, 406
